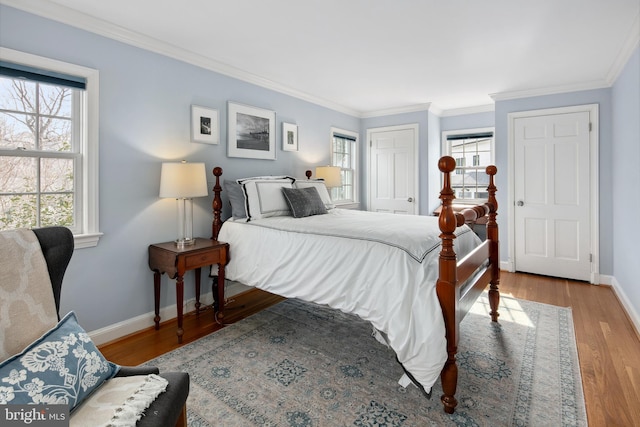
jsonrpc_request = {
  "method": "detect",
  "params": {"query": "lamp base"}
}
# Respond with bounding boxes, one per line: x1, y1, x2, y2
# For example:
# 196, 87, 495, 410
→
175, 238, 197, 248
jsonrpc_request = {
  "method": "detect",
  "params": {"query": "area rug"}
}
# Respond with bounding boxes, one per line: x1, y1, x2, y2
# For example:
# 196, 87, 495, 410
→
145, 294, 587, 426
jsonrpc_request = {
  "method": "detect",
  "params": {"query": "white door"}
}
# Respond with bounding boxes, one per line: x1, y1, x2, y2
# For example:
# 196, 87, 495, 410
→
368, 125, 418, 214
513, 111, 592, 281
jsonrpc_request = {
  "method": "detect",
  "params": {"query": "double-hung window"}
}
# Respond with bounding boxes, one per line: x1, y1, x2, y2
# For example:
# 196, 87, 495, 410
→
0, 48, 100, 247
330, 127, 358, 207
442, 127, 494, 204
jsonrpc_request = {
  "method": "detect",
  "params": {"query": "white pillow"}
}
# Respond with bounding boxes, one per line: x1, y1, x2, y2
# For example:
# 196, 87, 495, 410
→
236, 175, 293, 182
238, 177, 295, 221
294, 180, 335, 209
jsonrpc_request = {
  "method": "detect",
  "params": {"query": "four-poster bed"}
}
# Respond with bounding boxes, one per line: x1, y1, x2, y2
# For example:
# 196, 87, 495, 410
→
209, 156, 499, 414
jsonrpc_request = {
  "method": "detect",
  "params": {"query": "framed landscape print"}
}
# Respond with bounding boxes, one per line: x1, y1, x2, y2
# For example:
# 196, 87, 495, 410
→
282, 122, 298, 151
227, 102, 276, 160
191, 105, 219, 144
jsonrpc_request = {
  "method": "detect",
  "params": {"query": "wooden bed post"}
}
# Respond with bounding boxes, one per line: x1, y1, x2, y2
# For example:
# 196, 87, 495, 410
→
486, 165, 500, 322
212, 167, 223, 241
436, 156, 459, 414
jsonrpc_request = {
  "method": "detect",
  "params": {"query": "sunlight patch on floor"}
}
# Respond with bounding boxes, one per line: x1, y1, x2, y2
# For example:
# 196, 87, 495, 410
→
469, 292, 534, 327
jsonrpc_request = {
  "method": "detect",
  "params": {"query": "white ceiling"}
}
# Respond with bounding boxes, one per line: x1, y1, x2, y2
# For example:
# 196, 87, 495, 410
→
5, 0, 640, 116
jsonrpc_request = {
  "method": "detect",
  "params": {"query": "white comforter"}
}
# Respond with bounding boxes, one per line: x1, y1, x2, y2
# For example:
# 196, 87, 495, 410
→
218, 208, 481, 393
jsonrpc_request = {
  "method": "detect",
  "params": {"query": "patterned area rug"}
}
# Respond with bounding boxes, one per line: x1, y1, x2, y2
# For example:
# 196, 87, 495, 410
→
146, 294, 587, 426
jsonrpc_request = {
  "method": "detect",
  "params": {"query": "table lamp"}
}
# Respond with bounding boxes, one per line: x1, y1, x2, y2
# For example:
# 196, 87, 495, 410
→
315, 165, 342, 188
159, 160, 208, 247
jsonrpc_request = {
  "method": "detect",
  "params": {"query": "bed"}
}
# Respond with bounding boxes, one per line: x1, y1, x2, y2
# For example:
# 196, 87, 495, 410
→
209, 155, 500, 414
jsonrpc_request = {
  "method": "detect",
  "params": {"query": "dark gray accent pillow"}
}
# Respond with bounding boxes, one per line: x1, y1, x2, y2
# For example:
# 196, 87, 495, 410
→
281, 187, 328, 218
224, 180, 247, 219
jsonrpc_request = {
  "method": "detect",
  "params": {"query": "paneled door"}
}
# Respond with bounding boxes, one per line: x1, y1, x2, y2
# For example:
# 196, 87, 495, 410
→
367, 125, 418, 214
513, 110, 592, 281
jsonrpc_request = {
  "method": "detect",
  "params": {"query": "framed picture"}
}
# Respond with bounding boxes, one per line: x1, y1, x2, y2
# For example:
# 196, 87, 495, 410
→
282, 122, 298, 151
191, 105, 219, 144
227, 102, 276, 160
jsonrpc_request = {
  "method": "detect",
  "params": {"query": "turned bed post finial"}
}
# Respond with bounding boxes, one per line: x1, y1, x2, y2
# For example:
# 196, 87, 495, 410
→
438, 156, 458, 243
436, 155, 459, 414
305, 170, 312, 180
485, 165, 500, 322
212, 167, 223, 241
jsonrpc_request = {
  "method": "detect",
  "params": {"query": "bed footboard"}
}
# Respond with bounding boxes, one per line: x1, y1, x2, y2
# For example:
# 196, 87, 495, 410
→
436, 156, 499, 414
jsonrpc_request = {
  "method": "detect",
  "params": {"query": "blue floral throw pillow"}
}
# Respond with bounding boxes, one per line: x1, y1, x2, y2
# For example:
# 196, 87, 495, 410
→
0, 311, 119, 412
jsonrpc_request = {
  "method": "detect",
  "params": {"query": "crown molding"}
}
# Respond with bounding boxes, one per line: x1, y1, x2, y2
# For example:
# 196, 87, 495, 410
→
438, 104, 495, 117
352, 102, 496, 119
360, 103, 432, 118
0, 0, 362, 117
489, 79, 611, 102
490, 14, 638, 104
605, 12, 640, 85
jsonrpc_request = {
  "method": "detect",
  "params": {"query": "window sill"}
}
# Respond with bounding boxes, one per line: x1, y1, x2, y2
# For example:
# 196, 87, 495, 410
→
74, 232, 104, 249
334, 202, 360, 210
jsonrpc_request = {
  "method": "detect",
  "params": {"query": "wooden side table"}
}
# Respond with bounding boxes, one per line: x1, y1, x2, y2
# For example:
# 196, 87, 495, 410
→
148, 238, 229, 343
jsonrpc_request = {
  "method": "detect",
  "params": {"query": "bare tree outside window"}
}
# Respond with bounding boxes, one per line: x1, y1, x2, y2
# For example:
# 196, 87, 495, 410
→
0, 76, 75, 230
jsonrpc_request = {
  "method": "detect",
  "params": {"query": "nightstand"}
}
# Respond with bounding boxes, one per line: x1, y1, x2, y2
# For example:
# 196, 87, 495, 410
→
148, 238, 229, 343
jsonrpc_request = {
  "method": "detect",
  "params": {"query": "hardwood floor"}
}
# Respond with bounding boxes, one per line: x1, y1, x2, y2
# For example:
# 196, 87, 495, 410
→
499, 272, 640, 427
99, 272, 640, 427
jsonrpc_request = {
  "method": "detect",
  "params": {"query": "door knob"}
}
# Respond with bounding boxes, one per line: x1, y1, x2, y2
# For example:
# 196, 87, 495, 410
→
407, 197, 413, 202
517, 200, 524, 206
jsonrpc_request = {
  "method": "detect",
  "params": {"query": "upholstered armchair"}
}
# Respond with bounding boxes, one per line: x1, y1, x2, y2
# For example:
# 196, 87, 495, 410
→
0, 227, 189, 426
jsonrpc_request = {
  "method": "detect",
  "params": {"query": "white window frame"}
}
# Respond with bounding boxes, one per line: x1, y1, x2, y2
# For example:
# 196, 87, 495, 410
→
1, 48, 101, 248
330, 127, 359, 209
441, 127, 495, 205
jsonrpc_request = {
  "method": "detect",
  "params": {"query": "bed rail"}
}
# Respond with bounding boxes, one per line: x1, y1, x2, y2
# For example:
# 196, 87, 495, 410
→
436, 155, 499, 414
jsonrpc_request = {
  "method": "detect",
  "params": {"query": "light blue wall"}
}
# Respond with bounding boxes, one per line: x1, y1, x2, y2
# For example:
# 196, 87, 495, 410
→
440, 111, 495, 132
494, 88, 614, 276
426, 111, 442, 213
0, 5, 358, 332
612, 46, 640, 315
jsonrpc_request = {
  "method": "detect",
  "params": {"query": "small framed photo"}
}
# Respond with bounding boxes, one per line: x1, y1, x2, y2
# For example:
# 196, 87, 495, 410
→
228, 102, 276, 160
191, 105, 219, 144
282, 122, 298, 151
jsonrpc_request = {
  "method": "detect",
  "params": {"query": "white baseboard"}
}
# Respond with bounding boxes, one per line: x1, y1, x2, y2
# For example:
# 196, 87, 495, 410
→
90, 281, 251, 346
596, 273, 613, 286
88, 296, 208, 346
500, 261, 513, 271
610, 276, 640, 338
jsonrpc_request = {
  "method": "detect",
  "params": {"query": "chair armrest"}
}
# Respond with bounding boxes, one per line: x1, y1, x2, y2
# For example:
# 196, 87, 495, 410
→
136, 371, 189, 427
114, 366, 160, 377
112, 368, 189, 426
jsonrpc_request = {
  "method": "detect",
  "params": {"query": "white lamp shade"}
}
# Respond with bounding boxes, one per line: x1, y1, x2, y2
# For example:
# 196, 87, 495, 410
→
159, 162, 208, 198
315, 166, 342, 188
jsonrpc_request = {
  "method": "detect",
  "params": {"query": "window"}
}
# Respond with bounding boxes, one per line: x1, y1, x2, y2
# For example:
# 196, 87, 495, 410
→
0, 48, 101, 248
442, 127, 494, 203
330, 127, 358, 207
